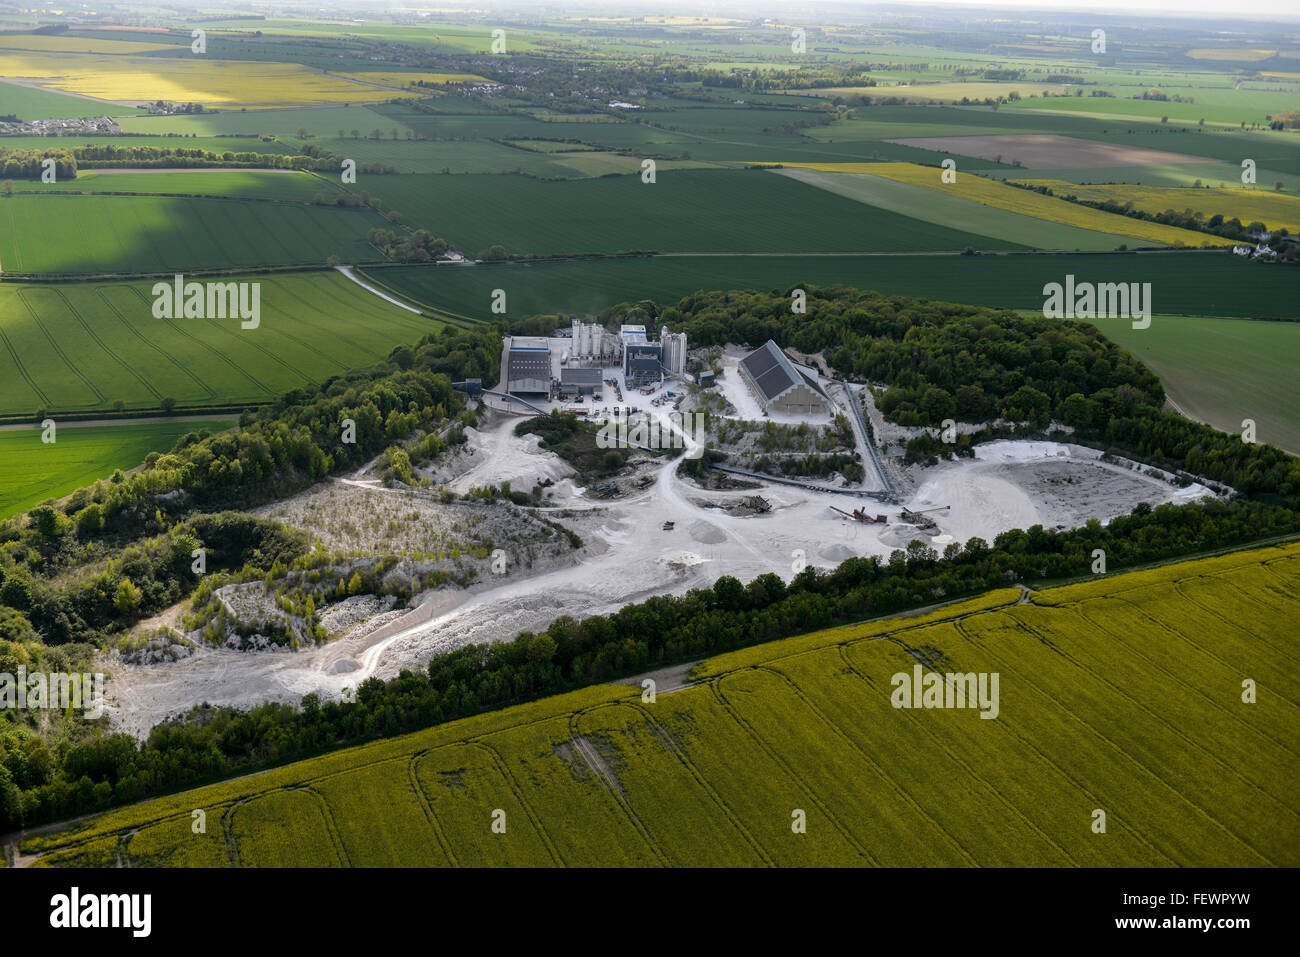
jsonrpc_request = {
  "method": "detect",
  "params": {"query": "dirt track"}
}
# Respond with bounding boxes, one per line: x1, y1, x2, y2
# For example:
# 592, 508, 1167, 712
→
102, 416, 1211, 737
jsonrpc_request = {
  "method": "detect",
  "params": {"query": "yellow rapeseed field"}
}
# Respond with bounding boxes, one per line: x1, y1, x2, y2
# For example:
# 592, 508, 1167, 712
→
1186, 48, 1276, 61
21, 542, 1300, 867
1021, 179, 1300, 233
0, 51, 390, 108
764, 161, 1233, 247
0, 34, 177, 54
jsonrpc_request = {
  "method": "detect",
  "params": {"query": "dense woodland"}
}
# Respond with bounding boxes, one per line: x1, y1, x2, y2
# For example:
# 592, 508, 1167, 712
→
3, 287, 1298, 831
657, 285, 1166, 428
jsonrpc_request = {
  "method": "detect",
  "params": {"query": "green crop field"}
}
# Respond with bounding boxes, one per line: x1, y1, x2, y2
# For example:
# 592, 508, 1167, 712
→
0, 194, 386, 274
114, 105, 411, 138
0, 419, 234, 518
363, 251, 1300, 321
0, 271, 439, 416
0, 78, 119, 120
23, 170, 343, 202
1013, 86, 1298, 128
774, 167, 1136, 249
24, 543, 1300, 867
303, 134, 580, 176
372, 169, 1023, 255
1089, 316, 1300, 455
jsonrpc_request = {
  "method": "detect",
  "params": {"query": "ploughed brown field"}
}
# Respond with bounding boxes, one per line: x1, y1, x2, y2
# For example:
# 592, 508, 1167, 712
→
883, 133, 1211, 168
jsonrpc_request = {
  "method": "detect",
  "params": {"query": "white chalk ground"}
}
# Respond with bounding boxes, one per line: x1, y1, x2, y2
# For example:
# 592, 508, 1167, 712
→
102, 420, 1216, 737
714, 347, 834, 426
438, 426, 577, 494
909, 440, 1214, 542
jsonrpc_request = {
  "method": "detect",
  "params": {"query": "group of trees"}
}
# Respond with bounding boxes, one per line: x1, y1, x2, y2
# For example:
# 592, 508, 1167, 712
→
1134, 89, 1194, 103
367, 227, 452, 262
143, 101, 206, 115
661, 286, 1300, 502
1269, 110, 1300, 131
658, 286, 1164, 430
70, 144, 313, 171
0, 148, 77, 180
7, 487, 1296, 829
1013, 182, 1292, 245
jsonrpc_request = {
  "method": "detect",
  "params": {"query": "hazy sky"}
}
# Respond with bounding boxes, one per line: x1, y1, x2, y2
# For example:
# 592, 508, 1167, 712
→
826, 0, 1299, 19
596, 0, 1300, 22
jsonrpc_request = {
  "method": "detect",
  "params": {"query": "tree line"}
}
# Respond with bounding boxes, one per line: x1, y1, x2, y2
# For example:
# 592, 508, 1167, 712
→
5, 286, 1299, 831
6, 489, 1295, 830
1011, 181, 1293, 245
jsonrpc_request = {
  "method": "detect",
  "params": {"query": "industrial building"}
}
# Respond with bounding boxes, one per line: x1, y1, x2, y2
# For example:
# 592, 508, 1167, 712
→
661, 329, 688, 375
505, 336, 552, 395
738, 339, 832, 415
621, 325, 661, 386
569, 320, 619, 362
559, 366, 602, 396
505, 323, 682, 397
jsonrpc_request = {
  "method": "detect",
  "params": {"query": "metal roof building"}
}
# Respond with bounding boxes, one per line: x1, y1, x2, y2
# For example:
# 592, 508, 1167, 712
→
624, 342, 662, 386
560, 366, 603, 394
738, 340, 831, 415
506, 336, 552, 395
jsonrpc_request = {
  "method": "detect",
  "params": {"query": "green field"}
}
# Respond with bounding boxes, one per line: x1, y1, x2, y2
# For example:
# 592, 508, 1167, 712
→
0, 271, 440, 416
113, 105, 411, 137
296, 134, 581, 176
0, 194, 386, 274
774, 167, 1136, 249
23, 169, 343, 202
0, 78, 121, 119
1090, 316, 1300, 454
26, 543, 1300, 867
374, 169, 1023, 255
363, 251, 1300, 321
0, 420, 234, 518
1013, 86, 1298, 127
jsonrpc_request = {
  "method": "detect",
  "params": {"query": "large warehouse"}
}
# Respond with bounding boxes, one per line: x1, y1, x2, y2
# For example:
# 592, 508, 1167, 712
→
506, 336, 552, 395
738, 340, 832, 416
560, 366, 602, 395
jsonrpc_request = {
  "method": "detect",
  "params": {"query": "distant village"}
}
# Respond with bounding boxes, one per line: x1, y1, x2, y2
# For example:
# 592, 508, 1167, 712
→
0, 114, 122, 136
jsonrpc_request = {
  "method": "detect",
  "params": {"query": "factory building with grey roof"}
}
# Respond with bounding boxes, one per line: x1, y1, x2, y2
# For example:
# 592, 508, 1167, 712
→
737, 339, 831, 416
